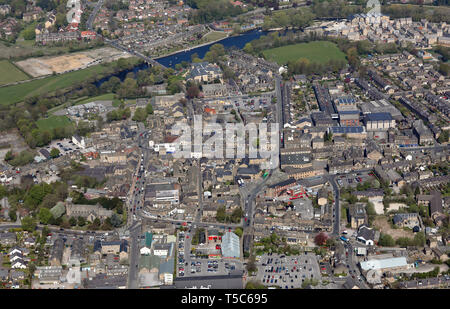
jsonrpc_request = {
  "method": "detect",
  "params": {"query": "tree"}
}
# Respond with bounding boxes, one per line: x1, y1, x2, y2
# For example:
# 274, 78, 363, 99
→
366, 202, 376, 216
0, 185, 7, 199
38, 207, 53, 225
21, 216, 36, 232
246, 255, 257, 274
22, 27, 35, 40
50, 148, 60, 158
77, 216, 86, 227
234, 227, 243, 238
186, 84, 200, 99
243, 42, 254, 54
24, 183, 53, 210
414, 232, 426, 247
89, 218, 101, 230
314, 232, 328, 246
216, 206, 226, 222
438, 130, 449, 143
346, 47, 360, 69
68, 217, 76, 226
110, 213, 122, 228
41, 226, 49, 239
378, 233, 395, 247
230, 207, 243, 223
146, 103, 154, 115
132, 107, 148, 123
4, 150, 14, 162
9, 207, 17, 221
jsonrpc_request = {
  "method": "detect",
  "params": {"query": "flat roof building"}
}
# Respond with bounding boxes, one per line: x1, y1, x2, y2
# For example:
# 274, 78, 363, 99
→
221, 231, 240, 258
360, 257, 408, 272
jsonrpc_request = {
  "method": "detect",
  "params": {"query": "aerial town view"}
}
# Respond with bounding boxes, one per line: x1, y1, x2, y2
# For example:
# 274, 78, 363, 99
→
0, 0, 449, 296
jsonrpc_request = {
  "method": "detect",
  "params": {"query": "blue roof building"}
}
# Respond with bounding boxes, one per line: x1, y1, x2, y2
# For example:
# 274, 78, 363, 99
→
365, 112, 393, 121
365, 112, 395, 131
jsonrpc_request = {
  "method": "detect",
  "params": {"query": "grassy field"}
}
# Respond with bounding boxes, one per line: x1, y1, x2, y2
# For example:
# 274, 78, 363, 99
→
262, 41, 347, 65
202, 31, 228, 42
0, 64, 110, 106
75, 93, 119, 105
0, 60, 30, 86
36, 115, 73, 131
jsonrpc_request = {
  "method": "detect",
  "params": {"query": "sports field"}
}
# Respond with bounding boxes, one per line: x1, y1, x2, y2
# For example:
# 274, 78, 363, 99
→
262, 41, 347, 65
0, 64, 109, 106
36, 115, 73, 131
0, 60, 30, 86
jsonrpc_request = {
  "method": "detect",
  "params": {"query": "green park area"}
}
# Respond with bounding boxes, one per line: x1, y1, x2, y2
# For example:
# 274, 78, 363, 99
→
262, 41, 347, 65
36, 115, 73, 131
0, 60, 30, 86
0, 64, 110, 106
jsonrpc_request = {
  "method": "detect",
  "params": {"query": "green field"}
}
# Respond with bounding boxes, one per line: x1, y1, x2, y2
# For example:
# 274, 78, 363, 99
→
75, 93, 120, 105
262, 41, 347, 65
0, 60, 30, 86
202, 31, 228, 42
36, 115, 73, 131
0, 64, 110, 106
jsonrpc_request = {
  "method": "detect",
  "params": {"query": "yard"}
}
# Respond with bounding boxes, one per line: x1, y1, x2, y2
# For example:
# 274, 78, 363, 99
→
373, 216, 415, 240
36, 115, 73, 131
0, 60, 30, 86
262, 41, 347, 65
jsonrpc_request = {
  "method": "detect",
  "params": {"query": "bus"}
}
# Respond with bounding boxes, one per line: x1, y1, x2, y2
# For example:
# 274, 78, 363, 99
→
340, 236, 349, 243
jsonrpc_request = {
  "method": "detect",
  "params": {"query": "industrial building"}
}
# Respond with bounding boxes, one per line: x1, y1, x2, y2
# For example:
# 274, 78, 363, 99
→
364, 112, 395, 131
339, 110, 361, 126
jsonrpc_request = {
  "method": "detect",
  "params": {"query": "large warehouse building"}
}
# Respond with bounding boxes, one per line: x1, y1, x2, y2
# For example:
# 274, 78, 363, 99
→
364, 112, 396, 131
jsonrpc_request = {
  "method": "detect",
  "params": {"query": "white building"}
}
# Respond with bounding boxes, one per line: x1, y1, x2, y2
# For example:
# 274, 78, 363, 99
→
72, 135, 86, 149
140, 247, 151, 255
360, 257, 409, 272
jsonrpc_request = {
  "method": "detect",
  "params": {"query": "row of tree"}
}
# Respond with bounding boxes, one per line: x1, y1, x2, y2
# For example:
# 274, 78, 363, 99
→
378, 232, 426, 247
216, 205, 244, 223
185, 0, 245, 24
262, 7, 315, 30
382, 4, 450, 23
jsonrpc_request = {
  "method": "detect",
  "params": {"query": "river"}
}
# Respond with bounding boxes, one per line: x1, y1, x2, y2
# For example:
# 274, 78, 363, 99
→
155, 29, 268, 68
95, 29, 268, 87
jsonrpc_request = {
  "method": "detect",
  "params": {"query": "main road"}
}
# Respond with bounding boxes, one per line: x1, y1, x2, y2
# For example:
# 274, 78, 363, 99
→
127, 222, 142, 289
326, 174, 340, 236
86, 0, 104, 32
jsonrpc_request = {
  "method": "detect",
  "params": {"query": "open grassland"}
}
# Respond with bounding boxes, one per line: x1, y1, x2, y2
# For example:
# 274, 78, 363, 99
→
262, 41, 347, 65
36, 115, 73, 131
0, 60, 30, 86
0, 64, 109, 106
